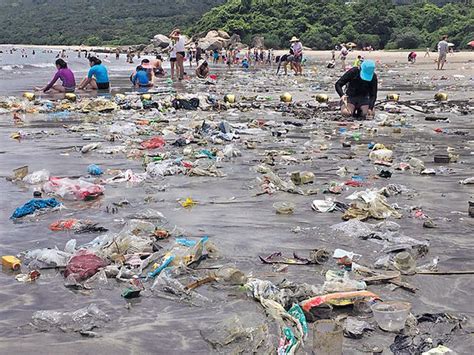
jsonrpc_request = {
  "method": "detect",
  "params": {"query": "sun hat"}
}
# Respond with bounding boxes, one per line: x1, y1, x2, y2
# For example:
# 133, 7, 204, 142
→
360, 59, 375, 81
290, 36, 299, 42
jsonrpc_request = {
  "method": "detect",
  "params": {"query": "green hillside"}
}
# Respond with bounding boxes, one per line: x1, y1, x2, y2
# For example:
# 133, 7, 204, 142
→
191, 0, 474, 49
0, 0, 225, 45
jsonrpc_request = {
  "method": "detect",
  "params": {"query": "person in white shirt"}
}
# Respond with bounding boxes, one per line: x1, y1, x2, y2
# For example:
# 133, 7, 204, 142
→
290, 36, 303, 75
170, 29, 186, 80
165, 41, 177, 80
437, 35, 449, 70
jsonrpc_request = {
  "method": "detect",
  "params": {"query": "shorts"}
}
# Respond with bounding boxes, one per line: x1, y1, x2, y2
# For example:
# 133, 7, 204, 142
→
348, 96, 369, 109
176, 51, 185, 57
438, 52, 447, 61
293, 55, 302, 63
97, 82, 110, 90
64, 86, 75, 93
170, 57, 177, 62
287, 55, 295, 62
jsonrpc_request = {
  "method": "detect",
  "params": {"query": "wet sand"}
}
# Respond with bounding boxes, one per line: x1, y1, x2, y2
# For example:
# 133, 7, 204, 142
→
0, 49, 473, 354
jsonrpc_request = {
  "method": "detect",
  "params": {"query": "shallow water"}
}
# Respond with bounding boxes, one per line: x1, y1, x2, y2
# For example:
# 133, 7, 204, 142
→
0, 47, 473, 354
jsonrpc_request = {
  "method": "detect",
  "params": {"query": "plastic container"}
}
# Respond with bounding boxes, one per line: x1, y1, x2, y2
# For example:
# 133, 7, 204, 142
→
371, 301, 411, 332
273, 202, 295, 215
313, 319, 343, 354
2, 256, 21, 271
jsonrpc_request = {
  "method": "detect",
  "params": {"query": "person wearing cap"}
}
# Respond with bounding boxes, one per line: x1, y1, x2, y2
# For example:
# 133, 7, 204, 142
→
335, 59, 378, 119
290, 36, 303, 75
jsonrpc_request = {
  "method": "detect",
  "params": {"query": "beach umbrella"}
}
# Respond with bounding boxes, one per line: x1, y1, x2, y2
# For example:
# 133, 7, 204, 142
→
468, 40, 474, 47
448, 43, 455, 47
346, 42, 357, 48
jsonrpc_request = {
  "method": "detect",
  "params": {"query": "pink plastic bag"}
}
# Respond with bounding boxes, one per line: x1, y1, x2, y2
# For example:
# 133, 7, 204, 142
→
43, 177, 104, 200
64, 251, 107, 281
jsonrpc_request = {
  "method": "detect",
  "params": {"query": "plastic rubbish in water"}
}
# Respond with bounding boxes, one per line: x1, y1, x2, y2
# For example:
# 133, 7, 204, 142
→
12, 165, 29, 180
291, 171, 314, 185
393, 251, 416, 275
15, 270, 40, 282
31, 304, 109, 333
43, 177, 104, 200
313, 319, 343, 355
215, 266, 248, 285
141, 136, 165, 149
87, 164, 103, 176
273, 201, 295, 214
180, 197, 197, 208
2, 255, 21, 270
64, 251, 107, 282
25, 248, 71, 268
22, 169, 50, 184
371, 301, 411, 332
369, 144, 393, 162
10, 198, 61, 219
323, 270, 367, 293
301, 290, 380, 312
343, 317, 374, 339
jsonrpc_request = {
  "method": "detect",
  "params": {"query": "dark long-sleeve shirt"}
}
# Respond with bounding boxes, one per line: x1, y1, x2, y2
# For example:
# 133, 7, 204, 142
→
335, 67, 378, 109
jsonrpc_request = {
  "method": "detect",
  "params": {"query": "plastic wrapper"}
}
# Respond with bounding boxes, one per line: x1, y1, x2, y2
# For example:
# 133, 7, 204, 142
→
25, 248, 72, 268
64, 251, 107, 282
43, 177, 104, 200
343, 189, 402, 220
31, 304, 109, 333
141, 136, 165, 149
22, 169, 50, 184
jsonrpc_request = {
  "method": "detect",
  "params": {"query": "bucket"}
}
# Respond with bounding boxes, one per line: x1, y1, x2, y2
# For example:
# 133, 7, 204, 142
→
371, 301, 411, 332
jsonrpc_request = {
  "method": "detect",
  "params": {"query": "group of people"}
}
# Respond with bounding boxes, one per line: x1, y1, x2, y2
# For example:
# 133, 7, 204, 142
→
36, 56, 110, 93
35, 31, 454, 124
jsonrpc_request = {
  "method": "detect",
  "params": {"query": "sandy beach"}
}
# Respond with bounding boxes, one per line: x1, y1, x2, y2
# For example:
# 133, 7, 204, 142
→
0, 45, 473, 353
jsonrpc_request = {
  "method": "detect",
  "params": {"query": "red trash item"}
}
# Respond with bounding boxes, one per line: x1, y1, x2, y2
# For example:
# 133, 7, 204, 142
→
141, 136, 165, 149
50, 219, 79, 231
64, 251, 107, 281
209, 74, 217, 80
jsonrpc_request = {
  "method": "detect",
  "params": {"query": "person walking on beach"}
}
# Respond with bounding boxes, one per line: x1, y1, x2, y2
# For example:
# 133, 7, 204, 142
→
335, 59, 378, 120
78, 56, 110, 90
424, 47, 430, 58
170, 29, 186, 80
290, 36, 303, 75
437, 35, 449, 70
339, 45, 349, 70
35, 59, 76, 93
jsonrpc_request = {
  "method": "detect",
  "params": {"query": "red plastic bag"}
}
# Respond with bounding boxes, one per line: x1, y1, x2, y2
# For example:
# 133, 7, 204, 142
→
64, 251, 107, 281
141, 136, 165, 149
50, 219, 79, 231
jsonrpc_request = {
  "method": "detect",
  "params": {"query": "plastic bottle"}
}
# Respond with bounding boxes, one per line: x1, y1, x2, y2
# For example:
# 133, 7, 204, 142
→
2, 255, 21, 270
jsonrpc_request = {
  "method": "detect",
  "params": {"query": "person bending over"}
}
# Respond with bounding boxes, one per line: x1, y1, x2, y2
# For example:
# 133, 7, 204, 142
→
335, 59, 377, 119
195, 60, 209, 79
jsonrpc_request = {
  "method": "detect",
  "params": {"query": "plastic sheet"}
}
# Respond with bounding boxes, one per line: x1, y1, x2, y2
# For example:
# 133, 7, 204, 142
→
43, 177, 104, 200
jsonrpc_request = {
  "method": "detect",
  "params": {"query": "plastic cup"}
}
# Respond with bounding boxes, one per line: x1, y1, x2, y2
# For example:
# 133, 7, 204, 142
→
272, 202, 295, 215
371, 301, 411, 332
313, 319, 343, 355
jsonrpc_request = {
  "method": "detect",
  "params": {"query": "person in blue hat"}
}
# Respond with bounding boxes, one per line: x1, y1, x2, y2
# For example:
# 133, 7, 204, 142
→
335, 59, 378, 119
